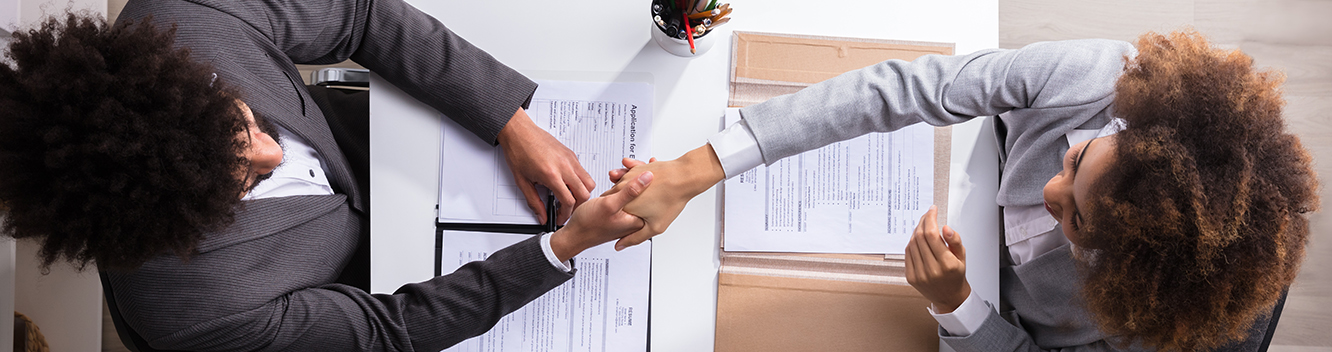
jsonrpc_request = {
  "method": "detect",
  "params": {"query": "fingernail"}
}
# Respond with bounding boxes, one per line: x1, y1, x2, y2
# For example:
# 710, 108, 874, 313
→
615, 244, 626, 251
638, 171, 654, 184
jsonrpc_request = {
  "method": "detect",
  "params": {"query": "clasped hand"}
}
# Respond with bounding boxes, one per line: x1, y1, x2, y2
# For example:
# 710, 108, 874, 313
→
603, 145, 725, 250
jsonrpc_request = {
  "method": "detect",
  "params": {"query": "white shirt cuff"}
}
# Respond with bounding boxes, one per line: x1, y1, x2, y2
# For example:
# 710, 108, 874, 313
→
539, 233, 573, 273
707, 111, 764, 179
927, 290, 988, 337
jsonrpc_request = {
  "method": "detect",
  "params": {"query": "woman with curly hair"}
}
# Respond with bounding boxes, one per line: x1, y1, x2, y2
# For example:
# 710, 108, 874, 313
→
602, 30, 1317, 351
0, 3, 654, 351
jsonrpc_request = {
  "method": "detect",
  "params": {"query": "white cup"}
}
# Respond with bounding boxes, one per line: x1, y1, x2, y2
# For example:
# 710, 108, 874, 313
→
651, 16, 716, 57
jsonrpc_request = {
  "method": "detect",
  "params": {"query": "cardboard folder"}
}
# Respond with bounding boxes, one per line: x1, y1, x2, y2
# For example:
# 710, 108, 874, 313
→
718, 31, 954, 352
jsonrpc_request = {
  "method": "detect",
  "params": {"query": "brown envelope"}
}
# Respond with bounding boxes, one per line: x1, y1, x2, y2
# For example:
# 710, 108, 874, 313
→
718, 31, 954, 352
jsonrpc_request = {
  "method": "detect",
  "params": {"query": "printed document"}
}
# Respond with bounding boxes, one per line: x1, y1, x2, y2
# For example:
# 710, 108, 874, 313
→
438, 80, 653, 224
440, 231, 651, 352
722, 109, 934, 254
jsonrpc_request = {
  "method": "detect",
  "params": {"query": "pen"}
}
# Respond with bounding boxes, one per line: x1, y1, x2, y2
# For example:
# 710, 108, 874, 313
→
665, 15, 681, 39
546, 194, 557, 231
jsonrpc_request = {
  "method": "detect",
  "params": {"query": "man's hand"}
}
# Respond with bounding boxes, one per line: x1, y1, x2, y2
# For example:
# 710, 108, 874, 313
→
905, 205, 971, 313
603, 145, 725, 250
497, 108, 596, 225
549, 171, 654, 261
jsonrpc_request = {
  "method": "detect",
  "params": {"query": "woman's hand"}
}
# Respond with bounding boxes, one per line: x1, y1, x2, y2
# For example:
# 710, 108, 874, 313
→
905, 205, 971, 313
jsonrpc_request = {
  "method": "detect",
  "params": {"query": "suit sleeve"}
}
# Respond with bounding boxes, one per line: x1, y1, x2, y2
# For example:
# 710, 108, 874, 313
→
263, 0, 537, 145
941, 302, 1146, 352
285, 235, 575, 352
738, 39, 1134, 164
133, 234, 572, 352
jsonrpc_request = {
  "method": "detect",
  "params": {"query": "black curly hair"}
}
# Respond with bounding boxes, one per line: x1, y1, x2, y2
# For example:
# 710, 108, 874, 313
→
0, 13, 256, 271
1076, 30, 1319, 351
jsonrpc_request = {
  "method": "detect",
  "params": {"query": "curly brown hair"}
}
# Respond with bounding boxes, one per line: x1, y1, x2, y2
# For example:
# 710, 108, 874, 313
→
0, 13, 253, 271
1076, 30, 1319, 351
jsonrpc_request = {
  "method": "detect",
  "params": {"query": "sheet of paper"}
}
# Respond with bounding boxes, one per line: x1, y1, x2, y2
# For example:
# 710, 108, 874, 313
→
723, 109, 934, 254
438, 80, 653, 224
439, 231, 651, 352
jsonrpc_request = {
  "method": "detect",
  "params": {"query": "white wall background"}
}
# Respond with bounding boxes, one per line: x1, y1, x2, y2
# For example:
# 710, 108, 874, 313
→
3, 1, 109, 351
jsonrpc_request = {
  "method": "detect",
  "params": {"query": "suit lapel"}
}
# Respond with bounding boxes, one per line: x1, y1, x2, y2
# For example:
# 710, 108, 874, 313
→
208, 37, 363, 214
195, 194, 347, 253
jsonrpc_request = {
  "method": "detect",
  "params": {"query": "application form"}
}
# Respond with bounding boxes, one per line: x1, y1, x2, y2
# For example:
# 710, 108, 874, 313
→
440, 231, 651, 352
437, 80, 653, 224
723, 110, 935, 254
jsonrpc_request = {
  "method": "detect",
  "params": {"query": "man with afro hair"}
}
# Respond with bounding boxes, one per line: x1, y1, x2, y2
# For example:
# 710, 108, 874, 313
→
0, 1, 650, 351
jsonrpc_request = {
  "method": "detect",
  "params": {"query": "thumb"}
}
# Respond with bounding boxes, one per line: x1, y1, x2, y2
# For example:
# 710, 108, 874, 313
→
615, 226, 656, 251
942, 225, 965, 262
601, 171, 653, 210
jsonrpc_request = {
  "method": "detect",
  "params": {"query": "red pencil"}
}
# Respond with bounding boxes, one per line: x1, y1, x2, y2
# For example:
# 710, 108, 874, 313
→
680, 0, 696, 54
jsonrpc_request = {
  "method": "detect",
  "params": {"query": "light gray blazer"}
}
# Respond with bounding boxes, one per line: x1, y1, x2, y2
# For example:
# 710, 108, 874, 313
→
740, 37, 1276, 352
740, 40, 1139, 351
105, 0, 568, 351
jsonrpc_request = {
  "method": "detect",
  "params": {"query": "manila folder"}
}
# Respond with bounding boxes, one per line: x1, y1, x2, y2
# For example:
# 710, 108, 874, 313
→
717, 31, 955, 352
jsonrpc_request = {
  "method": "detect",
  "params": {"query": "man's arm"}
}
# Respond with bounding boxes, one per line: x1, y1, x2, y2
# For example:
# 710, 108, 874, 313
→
253, 0, 596, 222
115, 172, 652, 352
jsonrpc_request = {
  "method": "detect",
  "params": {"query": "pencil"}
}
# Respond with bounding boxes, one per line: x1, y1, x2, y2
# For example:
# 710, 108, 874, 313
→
680, 0, 695, 53
710, 7, 732, 22
708, 17, 730, 29
689, 9, 719, 20
693, 0, 709, 13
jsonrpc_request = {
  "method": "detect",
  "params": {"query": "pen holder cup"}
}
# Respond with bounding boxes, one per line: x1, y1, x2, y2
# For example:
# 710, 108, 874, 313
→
650, 11, 716, 57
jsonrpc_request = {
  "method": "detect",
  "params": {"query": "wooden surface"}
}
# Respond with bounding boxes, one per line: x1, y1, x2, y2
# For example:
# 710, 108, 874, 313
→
1002, 0, 1332, 349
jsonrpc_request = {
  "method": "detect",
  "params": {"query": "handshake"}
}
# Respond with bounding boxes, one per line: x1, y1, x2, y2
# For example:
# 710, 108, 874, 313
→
549, 145, 725, 261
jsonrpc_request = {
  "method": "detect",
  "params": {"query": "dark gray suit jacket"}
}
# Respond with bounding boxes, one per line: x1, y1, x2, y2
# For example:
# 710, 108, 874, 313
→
105, 1, 571, 351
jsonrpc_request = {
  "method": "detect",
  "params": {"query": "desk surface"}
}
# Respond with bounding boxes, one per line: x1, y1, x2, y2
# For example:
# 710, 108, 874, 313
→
370, 1, 999, 351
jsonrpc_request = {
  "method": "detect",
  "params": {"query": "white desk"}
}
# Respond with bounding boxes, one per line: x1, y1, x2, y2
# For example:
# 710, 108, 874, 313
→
370, 1, 999, 351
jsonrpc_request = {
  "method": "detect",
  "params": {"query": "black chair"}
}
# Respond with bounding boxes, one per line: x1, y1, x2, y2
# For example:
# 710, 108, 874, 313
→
1211, 288, 1290, 352
1259, 289, 1289, 351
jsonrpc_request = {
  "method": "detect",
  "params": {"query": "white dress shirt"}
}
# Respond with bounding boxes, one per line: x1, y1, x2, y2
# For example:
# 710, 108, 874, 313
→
243, 127, 573, 273
705, 108, 1126, 336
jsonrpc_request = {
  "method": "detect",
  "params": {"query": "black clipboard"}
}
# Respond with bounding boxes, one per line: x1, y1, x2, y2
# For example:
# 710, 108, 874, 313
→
434, 194, 559, 276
